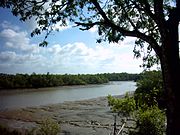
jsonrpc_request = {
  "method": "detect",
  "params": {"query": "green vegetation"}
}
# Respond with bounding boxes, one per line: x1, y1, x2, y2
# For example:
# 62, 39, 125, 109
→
103, 73, 139, 81
107, 71, 166, 135
131, 106, 165, 135
107, 93, 136, 116
134, 70, 164, 109
35, 118, 60, 135
0, 72, 139, 89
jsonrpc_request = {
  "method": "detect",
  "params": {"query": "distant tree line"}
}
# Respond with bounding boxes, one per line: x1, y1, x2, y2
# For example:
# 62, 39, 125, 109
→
103, 72, 139, 81
0, 72, 139, 89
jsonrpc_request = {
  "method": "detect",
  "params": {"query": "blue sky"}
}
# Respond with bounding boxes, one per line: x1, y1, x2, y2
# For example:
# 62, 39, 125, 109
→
0, 7, 145, 74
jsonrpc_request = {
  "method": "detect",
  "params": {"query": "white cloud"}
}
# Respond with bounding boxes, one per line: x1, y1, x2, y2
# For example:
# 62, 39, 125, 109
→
44, 42, 142, 73
25, 17, 38, 31
0, 40, 142, 74
89, 26, 98, 33
0, 51, 16, 63
0, 29, 17, 38
0, 22, 142, 74
0, 21, 20, 31
0, 28, 38, 53
47, 44, 62, 54
0, 51, 45, 65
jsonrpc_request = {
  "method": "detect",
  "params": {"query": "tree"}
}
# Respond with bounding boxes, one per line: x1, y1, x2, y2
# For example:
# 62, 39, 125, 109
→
134, 70, 164, 108
0, 0, 179, 134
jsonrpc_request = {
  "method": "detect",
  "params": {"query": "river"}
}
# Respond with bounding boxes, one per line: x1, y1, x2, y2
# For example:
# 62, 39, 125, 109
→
0, 81, 136, 110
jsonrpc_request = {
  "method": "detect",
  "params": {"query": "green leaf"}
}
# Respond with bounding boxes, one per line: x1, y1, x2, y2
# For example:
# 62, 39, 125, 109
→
39, 41, 48, 47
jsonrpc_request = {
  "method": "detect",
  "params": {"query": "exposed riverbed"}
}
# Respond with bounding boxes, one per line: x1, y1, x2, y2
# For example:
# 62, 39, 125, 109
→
0, 81, 136, 135
0, 95, 136, 135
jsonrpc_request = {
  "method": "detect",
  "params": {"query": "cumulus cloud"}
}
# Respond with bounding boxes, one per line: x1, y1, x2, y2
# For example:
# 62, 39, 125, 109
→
0, 28, 38, 53
0, 51, 45, 64
47, 42, 112, 67
25, 17, 38, 31
0, 41, 142, 73
0, 21, 142, 74
0, 21, 20, 31
0, 51, 16, 63
44, 42, 142, 73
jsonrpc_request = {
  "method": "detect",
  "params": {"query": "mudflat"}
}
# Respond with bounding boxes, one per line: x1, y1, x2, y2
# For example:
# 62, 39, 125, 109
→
0, 95, 134, 135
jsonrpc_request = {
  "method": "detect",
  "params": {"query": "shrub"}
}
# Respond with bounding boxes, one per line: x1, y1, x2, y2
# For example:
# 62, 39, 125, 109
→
36, 118, 60, 135
107, 93, 136, 116
130, 106, 166, 135
134, 70, 164, 108
107, 93, 166, 135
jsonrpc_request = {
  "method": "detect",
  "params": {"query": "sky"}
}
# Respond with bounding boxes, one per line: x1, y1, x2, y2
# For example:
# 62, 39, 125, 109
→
0, 7, 146, 74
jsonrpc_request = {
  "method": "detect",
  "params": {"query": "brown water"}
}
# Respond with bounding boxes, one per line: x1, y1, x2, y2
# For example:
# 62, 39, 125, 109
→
0, 81, 136, 110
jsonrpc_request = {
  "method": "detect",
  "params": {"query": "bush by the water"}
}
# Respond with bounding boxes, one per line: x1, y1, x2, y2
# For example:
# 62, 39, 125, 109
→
130, 106, 165, 135
107, 93, 136, 116
134, 70, 164, 108
38, 118, 60, 135
107, 95, 166, 135
107, 70, 166, 135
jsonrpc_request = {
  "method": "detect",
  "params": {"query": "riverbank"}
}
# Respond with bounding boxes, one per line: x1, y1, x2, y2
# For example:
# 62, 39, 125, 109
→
0, 94, 135, 135
0, 73, 139, 90
0, 83, 108, 95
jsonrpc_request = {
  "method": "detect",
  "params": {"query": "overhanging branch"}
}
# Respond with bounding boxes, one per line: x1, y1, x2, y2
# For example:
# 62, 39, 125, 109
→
91, 0, 162, 57
75, 21, 102, 30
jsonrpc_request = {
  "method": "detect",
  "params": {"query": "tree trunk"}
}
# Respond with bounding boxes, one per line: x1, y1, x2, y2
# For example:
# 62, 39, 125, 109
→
160, 22, 180, 135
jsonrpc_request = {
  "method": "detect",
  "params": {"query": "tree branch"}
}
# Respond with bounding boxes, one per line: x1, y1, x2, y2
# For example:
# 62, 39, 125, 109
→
121, 5, 138, 31
133, 1, 156, 21
91, 0, 162, 57
133, 1, 166, 38
90, 0, 111, 24
117, 28, 162, 57
75, 21, 102, 30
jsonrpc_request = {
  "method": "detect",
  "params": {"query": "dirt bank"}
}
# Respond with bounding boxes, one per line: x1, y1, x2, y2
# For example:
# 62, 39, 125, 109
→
0, 95, 135, 135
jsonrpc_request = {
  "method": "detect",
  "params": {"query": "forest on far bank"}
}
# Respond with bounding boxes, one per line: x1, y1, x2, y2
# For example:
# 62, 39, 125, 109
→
0, 72, 140, 89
